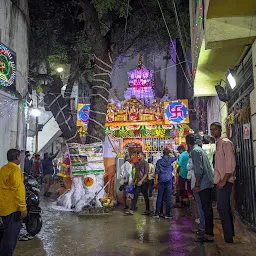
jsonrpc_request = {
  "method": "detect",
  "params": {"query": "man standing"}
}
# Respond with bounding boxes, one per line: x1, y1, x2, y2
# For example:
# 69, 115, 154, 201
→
0, 149, 27, 255
42, 151, 59, 197
202, 135, 216, 172
24, 151, 32, 175
210, 122, 236, 243
32, 154, 41, 181
119, 155, 133, 209
153, 148, 176, 219
125, 152, 150, 216
176, 145, 189, 207
147, 159, 155, 198
186, 134, 214, 243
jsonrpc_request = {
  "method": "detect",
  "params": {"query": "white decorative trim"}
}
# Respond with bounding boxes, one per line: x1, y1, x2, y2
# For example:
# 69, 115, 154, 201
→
94, 73, 111, 78
65, 130, 78, 142
91, 93, 109, 103
47, 93, 71, 130
48, 94, 62, 108
59, 115, 71, 126
55, 104, 68, 119
89, 118, 105, 130
90, 110, 107, 116
91, 85, 110, 94
95, 64, 112, 74
94, 55, 112, 70
108, 51, 113, 64
92, 78, 111, 87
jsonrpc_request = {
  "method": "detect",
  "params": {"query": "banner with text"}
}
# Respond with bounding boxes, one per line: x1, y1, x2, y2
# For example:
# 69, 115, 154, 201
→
68, 142, 104, 175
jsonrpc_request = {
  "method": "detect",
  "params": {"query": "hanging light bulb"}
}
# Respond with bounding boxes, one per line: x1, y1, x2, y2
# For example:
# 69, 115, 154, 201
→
30, 108, 41, 117
57, 67, 64, 73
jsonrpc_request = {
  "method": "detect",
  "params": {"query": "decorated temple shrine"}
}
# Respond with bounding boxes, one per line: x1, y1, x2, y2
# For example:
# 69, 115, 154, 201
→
77, 56, 193, 157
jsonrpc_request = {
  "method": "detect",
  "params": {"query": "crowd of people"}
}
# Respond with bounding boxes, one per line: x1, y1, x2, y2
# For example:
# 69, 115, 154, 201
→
0, 121, 236, 255
24, 150, 59, 197
121, 122, 236, 244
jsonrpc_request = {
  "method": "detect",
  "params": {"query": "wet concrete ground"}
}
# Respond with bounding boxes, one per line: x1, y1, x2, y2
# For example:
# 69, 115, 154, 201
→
14, 197, 256, 256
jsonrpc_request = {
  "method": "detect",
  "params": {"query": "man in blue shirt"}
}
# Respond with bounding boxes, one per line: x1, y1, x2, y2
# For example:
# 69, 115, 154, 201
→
153, 148, 176, 219
176, 145, 189, 207
186, 134, 214, 243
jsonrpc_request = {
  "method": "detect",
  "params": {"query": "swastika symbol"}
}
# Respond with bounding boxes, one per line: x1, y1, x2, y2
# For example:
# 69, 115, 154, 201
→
79, 105, 90, 124
169, 105, 184, 119
82, 108, 89, 121
165, 101, 188, 123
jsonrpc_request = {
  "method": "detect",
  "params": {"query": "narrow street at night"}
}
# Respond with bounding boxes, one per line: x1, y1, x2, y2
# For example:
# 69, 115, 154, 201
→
1, 0, 256, 255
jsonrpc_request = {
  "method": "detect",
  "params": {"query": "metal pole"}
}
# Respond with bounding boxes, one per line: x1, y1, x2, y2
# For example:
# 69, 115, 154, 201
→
16, 100, 21, 148
35, 116, 39, 153
35, 95, 39, 153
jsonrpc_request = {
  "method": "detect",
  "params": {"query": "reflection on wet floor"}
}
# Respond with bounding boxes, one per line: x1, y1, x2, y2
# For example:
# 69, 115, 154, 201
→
14, 198, 256, 256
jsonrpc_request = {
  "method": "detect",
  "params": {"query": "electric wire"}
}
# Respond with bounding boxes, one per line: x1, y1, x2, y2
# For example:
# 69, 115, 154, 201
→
172, 0, 192, 76
156, 0, 192, 89
123, 0, 130, 51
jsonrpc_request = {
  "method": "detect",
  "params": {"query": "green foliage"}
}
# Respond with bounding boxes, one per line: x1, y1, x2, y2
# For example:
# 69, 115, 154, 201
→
35, 82, 43, 93
48, 45, 69, 65
91, 0, 129, 18
29, 0, 83, 73
29, 0, 190, 76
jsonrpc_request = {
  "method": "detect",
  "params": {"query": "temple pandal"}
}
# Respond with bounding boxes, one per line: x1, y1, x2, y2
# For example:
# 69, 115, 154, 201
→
78, 56, 192, 160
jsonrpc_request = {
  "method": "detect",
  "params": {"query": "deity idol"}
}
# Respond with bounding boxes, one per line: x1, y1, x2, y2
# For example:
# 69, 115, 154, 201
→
129, 105, 139, 120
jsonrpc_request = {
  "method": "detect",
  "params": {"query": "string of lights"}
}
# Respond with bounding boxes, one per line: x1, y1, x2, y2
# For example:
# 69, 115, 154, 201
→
0, 92, 21, 119
0, 101, 17, 118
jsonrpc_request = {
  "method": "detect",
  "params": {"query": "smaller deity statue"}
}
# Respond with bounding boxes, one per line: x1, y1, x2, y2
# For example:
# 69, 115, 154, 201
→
129, 104, 139, 120
107, 108, 115, 122
154, 106, 163, 120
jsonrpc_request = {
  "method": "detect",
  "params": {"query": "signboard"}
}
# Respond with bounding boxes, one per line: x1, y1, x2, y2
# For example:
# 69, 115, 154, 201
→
77, 104, 90, 127
68, 142, 104, 175
0, 42, 16, 89
243, 123, 250, 140
164, 100, 189, 124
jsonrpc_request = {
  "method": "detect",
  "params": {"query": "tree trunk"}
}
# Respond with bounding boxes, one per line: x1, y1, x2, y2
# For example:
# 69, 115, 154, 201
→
44, 75, 81, 143
79, 0, 112, 144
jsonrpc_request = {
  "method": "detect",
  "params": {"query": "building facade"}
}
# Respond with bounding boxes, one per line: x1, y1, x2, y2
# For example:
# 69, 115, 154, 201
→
0, 0, 29, 167
190, 0, 256, 228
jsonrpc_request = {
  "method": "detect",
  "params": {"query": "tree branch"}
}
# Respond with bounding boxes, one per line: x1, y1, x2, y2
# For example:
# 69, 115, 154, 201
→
119, 29, 146, 56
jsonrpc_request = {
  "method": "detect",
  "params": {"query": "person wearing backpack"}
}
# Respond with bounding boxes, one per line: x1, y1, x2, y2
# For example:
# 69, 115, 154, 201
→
153, 148, 177, 219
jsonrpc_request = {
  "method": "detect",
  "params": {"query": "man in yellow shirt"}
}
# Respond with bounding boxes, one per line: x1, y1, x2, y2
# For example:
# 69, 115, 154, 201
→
0, 149, 27, 256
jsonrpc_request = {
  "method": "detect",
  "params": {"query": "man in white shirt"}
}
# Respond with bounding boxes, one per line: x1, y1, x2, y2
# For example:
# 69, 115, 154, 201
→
119, 156, 132, 209
202, 135, 216, 172
147, 159, 155, 197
